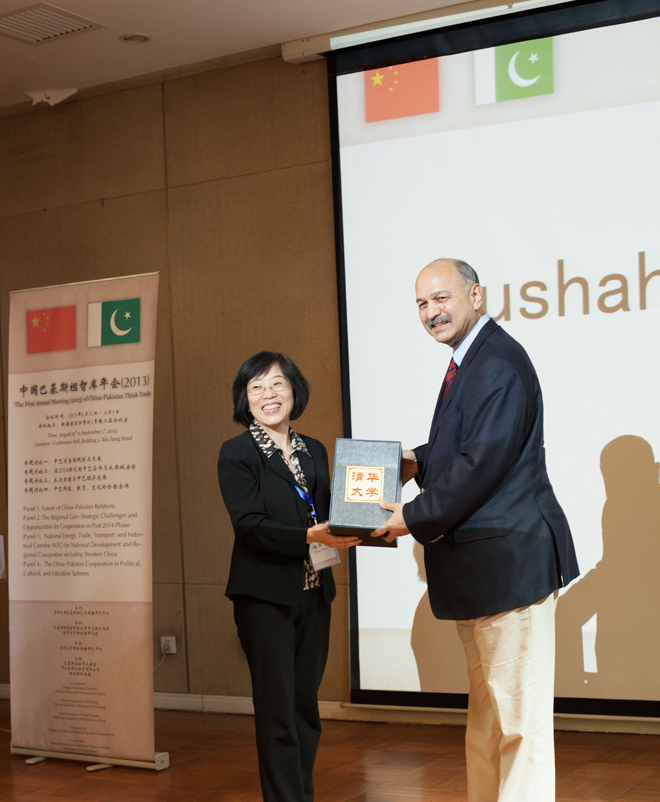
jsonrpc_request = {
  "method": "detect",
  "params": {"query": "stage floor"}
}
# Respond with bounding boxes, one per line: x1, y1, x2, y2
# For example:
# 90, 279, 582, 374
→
1, 699, 659, 801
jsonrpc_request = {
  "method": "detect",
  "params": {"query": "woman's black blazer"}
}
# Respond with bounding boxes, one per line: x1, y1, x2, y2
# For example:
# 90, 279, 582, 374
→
218, 430, 336, 607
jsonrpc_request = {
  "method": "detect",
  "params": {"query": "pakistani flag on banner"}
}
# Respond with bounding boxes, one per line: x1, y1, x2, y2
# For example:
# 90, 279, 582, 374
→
87, 298, 141, 347
475, 38, 553, 104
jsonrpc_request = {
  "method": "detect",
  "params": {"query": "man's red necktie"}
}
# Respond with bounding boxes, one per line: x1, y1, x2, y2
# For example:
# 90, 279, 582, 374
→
442, 359, 458, 401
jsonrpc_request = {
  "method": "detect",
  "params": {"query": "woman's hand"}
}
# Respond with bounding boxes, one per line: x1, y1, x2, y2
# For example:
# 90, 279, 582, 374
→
401, 449, 419, 485
307, 521, 361, 549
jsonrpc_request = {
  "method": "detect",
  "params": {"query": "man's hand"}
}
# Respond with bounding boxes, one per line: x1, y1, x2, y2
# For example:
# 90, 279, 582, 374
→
401, 450, 419, 486
371, 501, 410, 544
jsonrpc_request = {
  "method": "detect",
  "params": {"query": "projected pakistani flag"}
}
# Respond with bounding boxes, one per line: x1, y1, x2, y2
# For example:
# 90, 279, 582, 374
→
87, 298, 141, 347
475, 38, 553, 104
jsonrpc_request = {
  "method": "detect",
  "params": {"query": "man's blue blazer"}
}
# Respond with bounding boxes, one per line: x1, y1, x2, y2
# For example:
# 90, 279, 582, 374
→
404, 318, 579, 620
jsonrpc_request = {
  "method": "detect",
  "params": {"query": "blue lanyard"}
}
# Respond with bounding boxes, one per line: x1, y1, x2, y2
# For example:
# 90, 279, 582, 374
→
294, 485, 317, 523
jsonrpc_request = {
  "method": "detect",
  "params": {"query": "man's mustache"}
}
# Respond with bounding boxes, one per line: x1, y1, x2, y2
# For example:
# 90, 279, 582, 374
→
427, 314, 452, 331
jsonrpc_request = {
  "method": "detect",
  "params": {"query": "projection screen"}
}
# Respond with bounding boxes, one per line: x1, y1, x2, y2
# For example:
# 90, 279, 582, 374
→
329, 0, 660, 716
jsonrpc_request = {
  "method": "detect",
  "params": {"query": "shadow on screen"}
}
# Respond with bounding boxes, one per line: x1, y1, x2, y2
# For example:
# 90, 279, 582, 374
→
410, 541, 469, 693
555, 435, 660, 700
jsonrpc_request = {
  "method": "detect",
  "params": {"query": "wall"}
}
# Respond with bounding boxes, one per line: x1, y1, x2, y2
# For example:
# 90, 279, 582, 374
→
0, 55, 349, 701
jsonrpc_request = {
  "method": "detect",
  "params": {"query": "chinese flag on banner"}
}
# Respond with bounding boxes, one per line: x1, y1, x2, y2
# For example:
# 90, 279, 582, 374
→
365, 58, 439, 122
26, 306, 76, 354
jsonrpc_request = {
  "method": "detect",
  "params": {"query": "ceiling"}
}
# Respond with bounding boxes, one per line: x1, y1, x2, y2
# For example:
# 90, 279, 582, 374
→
0, 0, 470, 109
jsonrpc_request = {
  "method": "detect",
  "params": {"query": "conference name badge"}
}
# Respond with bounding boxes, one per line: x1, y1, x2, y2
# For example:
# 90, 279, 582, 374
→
309, 541, 340, 571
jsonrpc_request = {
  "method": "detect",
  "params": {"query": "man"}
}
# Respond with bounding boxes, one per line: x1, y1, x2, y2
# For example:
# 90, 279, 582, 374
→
373, 258, 579, 802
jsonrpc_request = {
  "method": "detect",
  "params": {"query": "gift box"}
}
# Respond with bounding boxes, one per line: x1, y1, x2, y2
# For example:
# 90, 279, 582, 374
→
329, 438, 402, 548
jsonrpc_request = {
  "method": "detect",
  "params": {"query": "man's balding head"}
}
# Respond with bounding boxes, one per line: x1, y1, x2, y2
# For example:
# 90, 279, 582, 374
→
418, 258, 480, 292
415, 258, 484, 349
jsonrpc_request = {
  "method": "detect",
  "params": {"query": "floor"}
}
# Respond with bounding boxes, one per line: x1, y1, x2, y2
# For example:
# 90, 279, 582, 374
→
1, 700, 659, 800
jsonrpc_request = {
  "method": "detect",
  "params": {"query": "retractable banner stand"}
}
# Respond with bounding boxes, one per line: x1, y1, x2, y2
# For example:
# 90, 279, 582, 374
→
7, 273, 167, 770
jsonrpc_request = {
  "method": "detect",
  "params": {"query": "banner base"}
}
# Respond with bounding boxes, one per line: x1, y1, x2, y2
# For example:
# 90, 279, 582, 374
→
11, 746, 169, 771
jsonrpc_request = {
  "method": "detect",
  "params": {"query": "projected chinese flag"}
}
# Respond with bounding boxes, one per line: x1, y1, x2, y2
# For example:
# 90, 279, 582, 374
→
26, 306, 76, 354
365, 58, 439, 122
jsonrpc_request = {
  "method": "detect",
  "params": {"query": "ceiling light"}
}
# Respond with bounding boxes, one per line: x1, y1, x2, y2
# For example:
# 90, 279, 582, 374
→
119, 33, 150, 44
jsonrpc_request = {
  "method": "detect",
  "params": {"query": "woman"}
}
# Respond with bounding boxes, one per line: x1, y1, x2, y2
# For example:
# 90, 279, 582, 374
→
217, 351, 360, 802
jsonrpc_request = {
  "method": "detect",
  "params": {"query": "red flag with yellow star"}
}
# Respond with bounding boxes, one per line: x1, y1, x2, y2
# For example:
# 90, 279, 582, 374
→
365, 58, 439, 122
26, 306, 76, 354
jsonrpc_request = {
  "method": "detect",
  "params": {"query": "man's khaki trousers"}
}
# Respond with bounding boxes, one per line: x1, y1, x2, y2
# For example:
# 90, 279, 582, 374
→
456, 591, 558, 802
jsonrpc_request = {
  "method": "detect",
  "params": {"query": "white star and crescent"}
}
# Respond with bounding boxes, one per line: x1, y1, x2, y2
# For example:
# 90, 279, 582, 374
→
508, 51, 541, 88
110, 309, 132, 336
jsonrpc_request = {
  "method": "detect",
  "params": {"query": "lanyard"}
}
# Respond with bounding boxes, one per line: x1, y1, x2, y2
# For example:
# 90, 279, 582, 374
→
294, 485, 317, 523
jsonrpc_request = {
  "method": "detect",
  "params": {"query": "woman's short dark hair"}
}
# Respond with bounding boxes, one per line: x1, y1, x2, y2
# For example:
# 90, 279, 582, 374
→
232, 351, 310, 427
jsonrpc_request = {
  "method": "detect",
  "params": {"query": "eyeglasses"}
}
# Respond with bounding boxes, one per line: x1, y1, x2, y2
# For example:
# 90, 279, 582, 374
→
247, 380, 291, 397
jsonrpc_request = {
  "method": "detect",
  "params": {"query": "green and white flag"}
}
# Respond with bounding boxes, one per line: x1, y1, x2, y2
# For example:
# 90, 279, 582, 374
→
475, 38, 553, 105
87, 298, 141, 347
